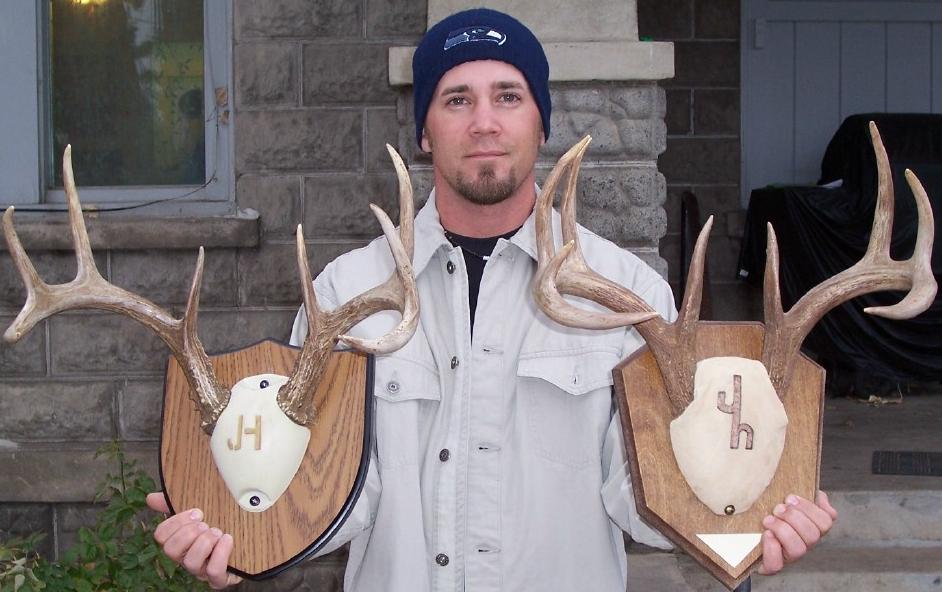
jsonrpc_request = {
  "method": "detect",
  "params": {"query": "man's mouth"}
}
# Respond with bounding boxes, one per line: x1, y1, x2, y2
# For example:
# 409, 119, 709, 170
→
466, 151, 506, 159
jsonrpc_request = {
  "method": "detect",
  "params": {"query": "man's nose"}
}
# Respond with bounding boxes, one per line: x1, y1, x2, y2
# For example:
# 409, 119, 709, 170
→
469, 103, 500, 135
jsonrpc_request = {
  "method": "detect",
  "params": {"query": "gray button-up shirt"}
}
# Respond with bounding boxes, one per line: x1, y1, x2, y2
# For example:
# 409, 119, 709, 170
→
291, 191, 675, 591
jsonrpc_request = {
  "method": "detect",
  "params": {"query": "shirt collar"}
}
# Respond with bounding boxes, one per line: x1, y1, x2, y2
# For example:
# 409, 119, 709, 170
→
411, 184, 558, 276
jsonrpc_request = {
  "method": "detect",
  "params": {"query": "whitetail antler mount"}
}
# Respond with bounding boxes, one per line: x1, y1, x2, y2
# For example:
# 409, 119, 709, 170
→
534, 126, 936, 588
3, 145, 419, 514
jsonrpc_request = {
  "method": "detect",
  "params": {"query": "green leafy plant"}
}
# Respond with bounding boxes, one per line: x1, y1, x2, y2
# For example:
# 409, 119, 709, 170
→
0, 442, 207, 592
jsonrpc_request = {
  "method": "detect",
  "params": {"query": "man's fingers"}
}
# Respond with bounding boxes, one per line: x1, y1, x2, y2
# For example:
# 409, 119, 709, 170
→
206, 533, 239, 589
758, 530, 783, 575
773, 499, 822, 548
761, 512, 807, 562
162, 520, 209, 563
146, 492, 170, 514
182, 527, 222, 575
154, 508, 203, 546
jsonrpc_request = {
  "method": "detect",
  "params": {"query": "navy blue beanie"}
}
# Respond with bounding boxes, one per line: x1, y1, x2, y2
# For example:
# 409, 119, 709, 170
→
412, 8, 551, 148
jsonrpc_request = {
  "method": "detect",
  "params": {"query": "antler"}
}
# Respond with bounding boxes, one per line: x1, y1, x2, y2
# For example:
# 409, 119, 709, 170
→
3, 146, 229, 432
762, 121, 937, 393
534, 136, 714, 415
277, 144, 419, 425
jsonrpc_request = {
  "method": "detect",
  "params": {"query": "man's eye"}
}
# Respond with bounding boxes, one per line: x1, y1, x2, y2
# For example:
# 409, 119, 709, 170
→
446, 96, 469, 106
498, 93, 521, 104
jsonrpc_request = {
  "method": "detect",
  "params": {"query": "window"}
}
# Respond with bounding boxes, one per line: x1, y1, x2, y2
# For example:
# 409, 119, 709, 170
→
0, 0, 231, 208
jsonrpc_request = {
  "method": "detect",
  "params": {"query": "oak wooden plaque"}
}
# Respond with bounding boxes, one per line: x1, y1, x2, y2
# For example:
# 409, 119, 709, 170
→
160, 340, 373, 580
613, 323, 825, 590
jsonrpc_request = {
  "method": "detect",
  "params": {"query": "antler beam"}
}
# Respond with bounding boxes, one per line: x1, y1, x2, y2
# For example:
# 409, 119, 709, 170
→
3, 146, 229, 432
761, 121, 937, 393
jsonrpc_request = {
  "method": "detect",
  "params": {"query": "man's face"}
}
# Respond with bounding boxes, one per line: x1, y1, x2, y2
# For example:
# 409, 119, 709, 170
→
422, 60, 544, 206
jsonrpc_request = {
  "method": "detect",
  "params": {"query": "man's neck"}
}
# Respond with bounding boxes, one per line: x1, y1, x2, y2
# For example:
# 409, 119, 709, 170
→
435, 174, 537, 238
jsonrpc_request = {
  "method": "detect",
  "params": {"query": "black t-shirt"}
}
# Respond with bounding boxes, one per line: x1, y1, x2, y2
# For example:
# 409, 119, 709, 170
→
443, 226, 521, 337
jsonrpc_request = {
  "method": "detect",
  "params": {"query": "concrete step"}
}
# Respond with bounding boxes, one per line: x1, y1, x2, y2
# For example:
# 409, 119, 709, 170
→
826, 489, 942, 546
627, 545, 942, 592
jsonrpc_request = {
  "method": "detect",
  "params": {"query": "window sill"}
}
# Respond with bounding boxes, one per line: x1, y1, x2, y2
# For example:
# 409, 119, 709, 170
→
0, 208, 260, 251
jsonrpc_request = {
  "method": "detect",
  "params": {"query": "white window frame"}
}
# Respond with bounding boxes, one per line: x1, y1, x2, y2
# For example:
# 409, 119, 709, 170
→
0, 0, 232, 209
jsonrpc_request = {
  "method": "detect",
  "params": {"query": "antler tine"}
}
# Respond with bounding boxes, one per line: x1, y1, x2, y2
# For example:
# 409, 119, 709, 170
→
278, 147, 419, 426
3, 146, 227, 432
677, 215, 714, 327
866, 168, 937, 318
762, 121, 938, 393
534, 135, 661, 329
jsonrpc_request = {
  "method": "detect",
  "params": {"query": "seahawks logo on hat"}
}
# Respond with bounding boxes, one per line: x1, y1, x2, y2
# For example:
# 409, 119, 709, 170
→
444, 26, 507, 50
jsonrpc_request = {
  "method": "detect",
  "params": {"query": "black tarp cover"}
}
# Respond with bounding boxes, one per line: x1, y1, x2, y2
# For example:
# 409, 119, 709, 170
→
738, 114, 942, 384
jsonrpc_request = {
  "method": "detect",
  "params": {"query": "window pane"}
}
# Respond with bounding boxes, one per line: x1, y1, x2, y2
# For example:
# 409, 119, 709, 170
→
49, 0, 204, 187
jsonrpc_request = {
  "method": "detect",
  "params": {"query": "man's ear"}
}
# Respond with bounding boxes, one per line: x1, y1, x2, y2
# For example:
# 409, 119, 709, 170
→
421, 128, 432, 153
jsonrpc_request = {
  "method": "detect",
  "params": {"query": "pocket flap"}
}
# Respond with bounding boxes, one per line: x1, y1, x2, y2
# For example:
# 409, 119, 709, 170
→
517, 348, 621, 395
374, 355, 441, 402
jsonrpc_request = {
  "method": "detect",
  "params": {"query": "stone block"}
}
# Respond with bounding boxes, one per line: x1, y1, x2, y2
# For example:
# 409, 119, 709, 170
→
237, 175, 303, 238
110, 248, 238, 307
238, 242, 367, 307
303, 43, 395, 105
658, 137, 740, 184
0, 315, 45, 376
49, 313, 169, 374
117, 379, 164, 441
54, 503, 101, 557
0, 443, 158, 502
0, 381, 115, 441
637, 0, 692, 40
236, 110, 362, 172
546, 111, 665, 160
429, 0, 638, 42
0, 251, 106, 308
670, 40, 739, 88
695, 0, 739, 39
235, 42, 299, 108
694, 88, 739, 135
532, 166, 665, 247
200, 309, 301, 351
304, 174, 400, 237
0, 504, 54, 557
235, 0, 360, 40
367, 109, 402, 173
366, 0, 426, 38
666, 89, 691, 135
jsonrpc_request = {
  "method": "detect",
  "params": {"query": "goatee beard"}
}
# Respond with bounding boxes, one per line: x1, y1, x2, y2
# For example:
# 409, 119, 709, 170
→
454, 166, 518, 205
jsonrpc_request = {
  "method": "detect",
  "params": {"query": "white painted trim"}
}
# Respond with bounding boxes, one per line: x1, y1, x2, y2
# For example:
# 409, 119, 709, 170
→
389, 41, 675, 86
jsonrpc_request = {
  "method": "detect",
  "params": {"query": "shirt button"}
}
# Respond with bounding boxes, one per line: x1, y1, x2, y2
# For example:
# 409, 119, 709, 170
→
386, 381, 400, 394
450, 356, 459, 369
435, 553, 449, 566
446, 261, 456, 274
439, 448, 450, 462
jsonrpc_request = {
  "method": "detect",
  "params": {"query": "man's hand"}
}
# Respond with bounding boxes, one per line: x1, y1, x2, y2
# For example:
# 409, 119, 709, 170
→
758, 490, 837, 576
146, 493, 243, 589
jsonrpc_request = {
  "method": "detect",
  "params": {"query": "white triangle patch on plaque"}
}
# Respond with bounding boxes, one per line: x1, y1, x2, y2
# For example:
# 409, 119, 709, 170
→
696, 533, 762, 568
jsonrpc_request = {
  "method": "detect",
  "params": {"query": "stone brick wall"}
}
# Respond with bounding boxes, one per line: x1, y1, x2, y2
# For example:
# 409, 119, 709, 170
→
638, 0, 760, 321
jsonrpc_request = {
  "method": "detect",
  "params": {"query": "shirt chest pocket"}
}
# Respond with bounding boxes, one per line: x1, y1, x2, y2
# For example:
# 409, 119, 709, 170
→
373, 355, 441, 469
516, 348, 621, 469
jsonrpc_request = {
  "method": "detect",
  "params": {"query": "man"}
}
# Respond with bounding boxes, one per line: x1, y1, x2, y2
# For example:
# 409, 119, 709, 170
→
147, 8, 837, 590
